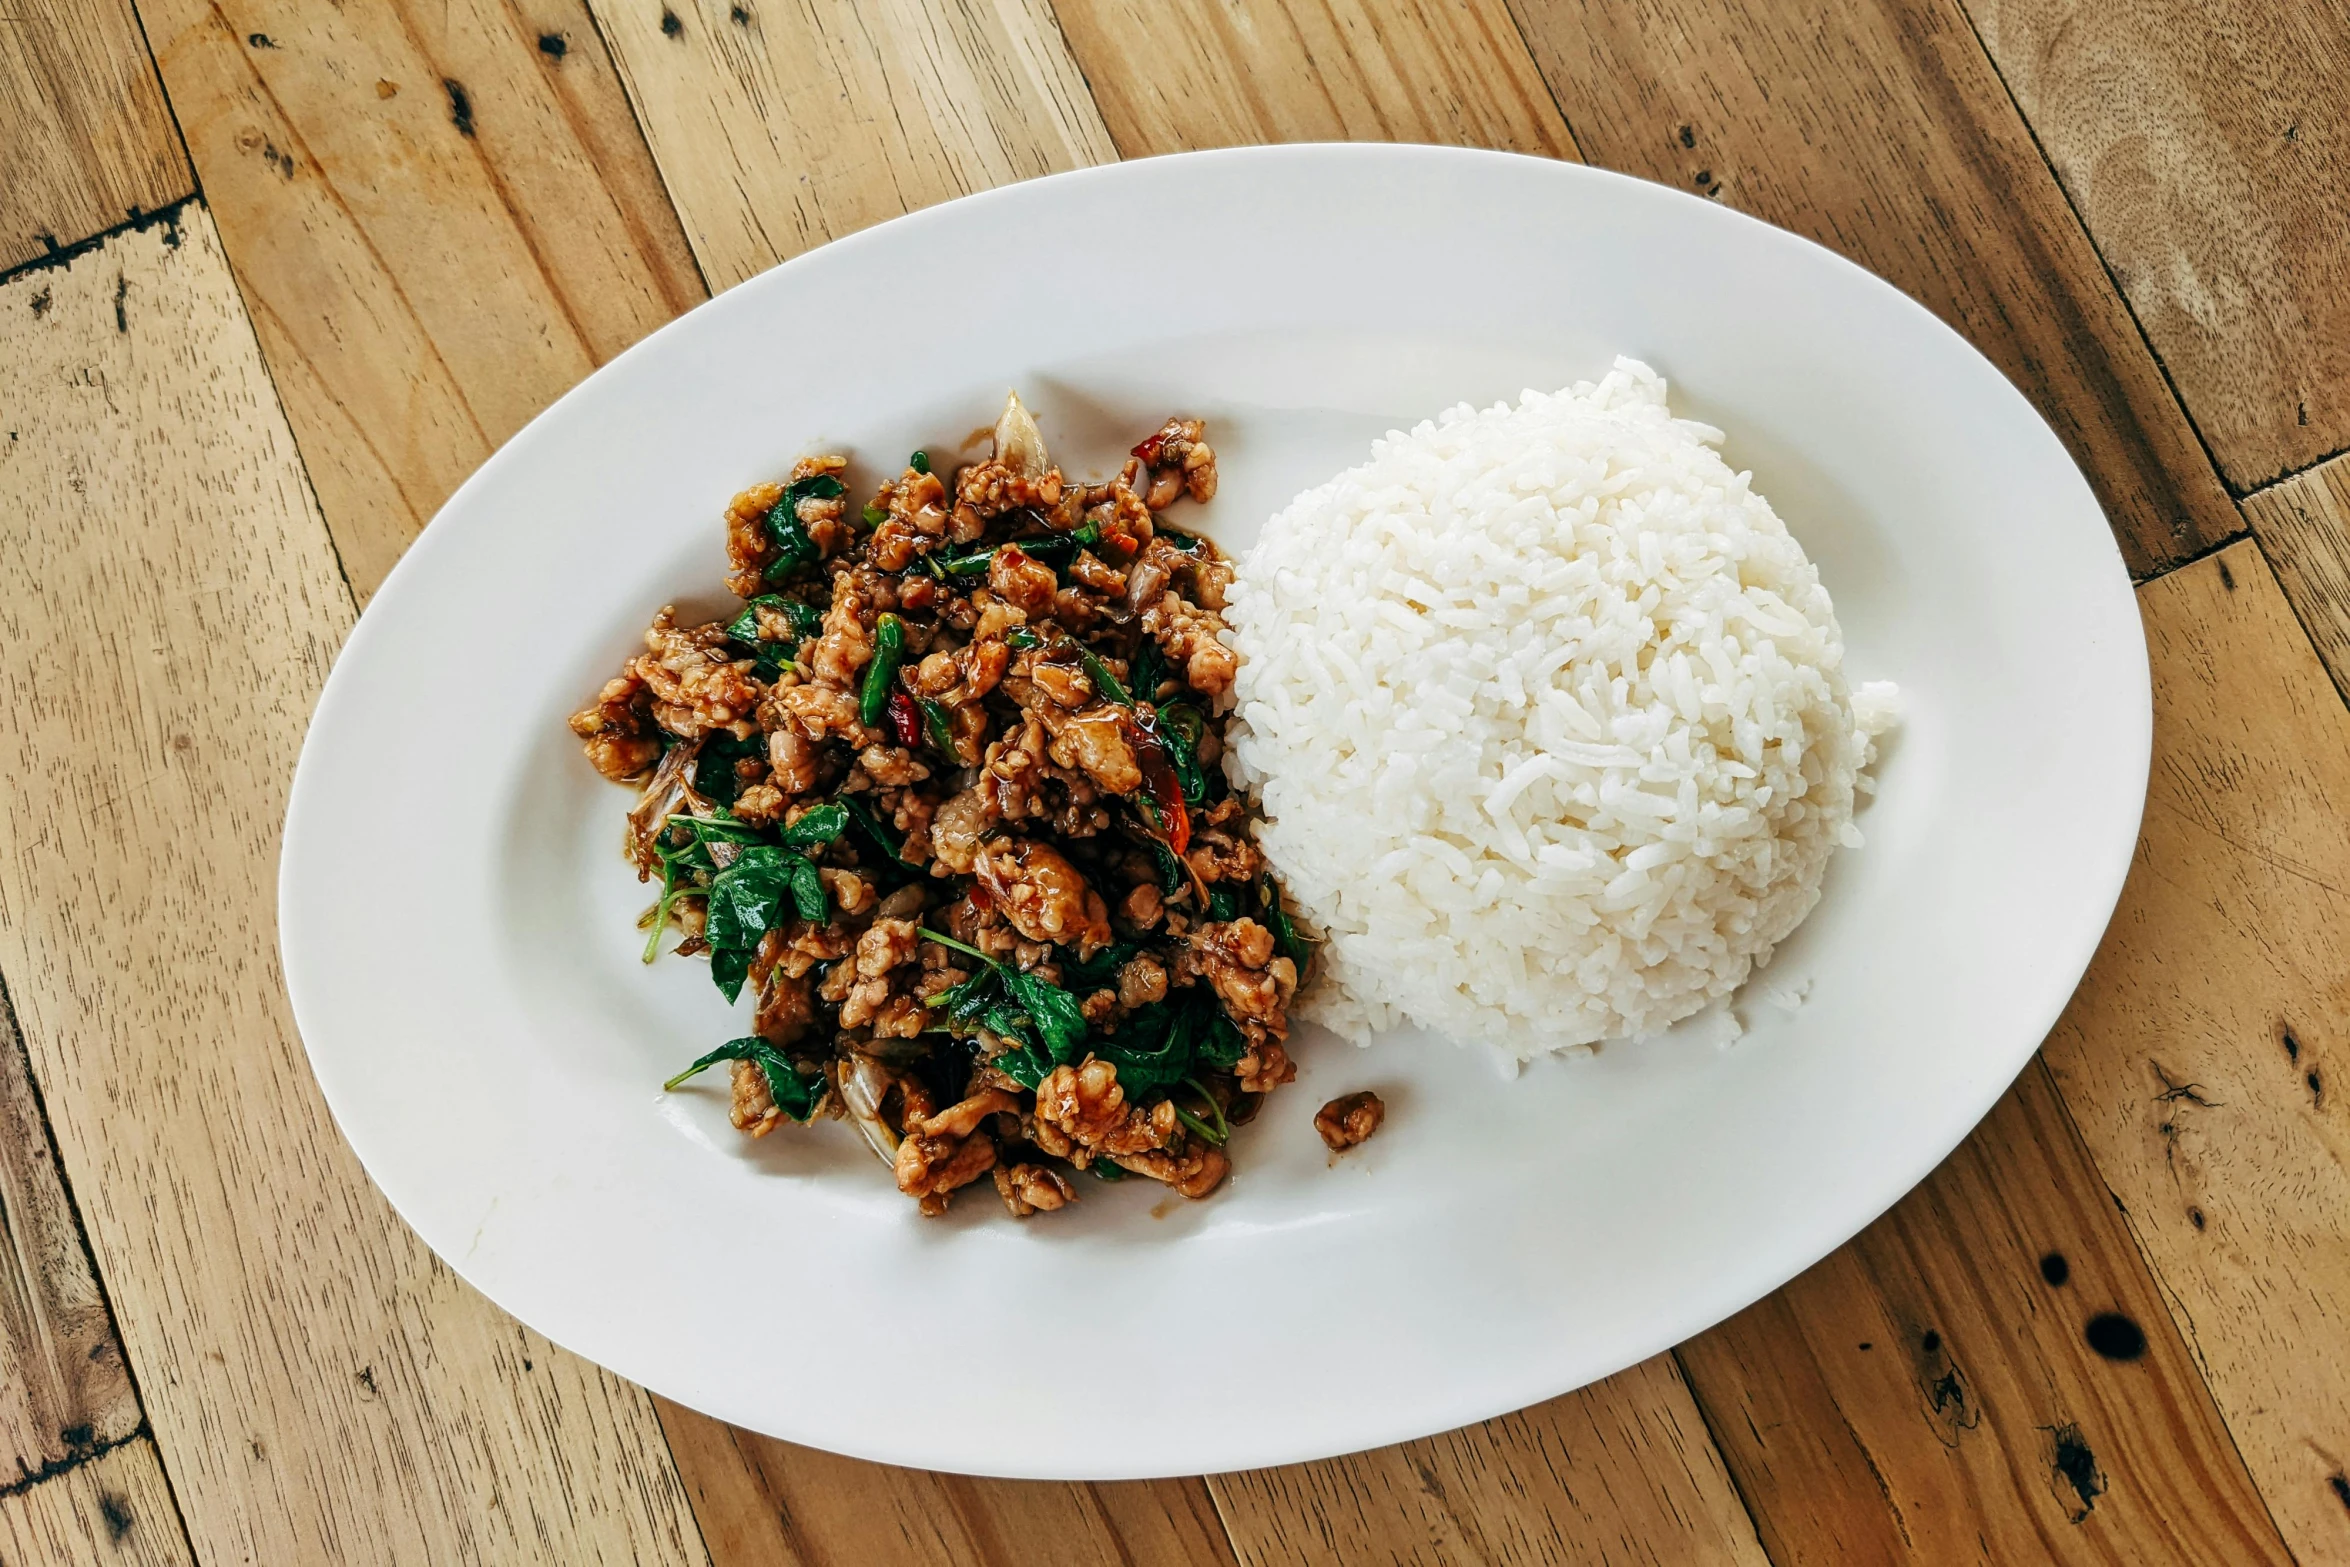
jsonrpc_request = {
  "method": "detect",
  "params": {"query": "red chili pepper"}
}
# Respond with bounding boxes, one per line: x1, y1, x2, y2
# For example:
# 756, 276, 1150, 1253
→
887, 689, 921, 749
1132, 431, 1168, 467
1130, 709, 1191, 857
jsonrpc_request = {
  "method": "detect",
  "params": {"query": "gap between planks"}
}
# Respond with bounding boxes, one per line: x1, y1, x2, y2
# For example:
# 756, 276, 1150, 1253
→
0, 200, 708, 1565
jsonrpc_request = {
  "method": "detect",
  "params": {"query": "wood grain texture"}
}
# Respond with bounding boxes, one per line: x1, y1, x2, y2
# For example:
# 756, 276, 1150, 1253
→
0, 207, 706, 1564
133, 0, 705, 601
0, 982, 139, 1490
1679, 1059, 2291, 1564
1506, 0, 2239, 579
2242, 454, 2350, 703
658, 1398, 1236, 1567
0, 1439, 192, 1567
1208, 1356, 1767, 1567
1964, 0, 2350, 490
0, 0, 192, 271
1049, 0, 1577, 159
2043, 539, 2350, 1561
588, 0, 1118, 292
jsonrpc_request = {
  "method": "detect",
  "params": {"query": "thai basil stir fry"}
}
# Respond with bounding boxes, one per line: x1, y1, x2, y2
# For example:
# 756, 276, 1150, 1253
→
570, 395, 1311, 1216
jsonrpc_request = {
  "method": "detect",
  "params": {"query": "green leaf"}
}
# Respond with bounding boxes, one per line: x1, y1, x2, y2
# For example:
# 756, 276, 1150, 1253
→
1155, 703, 1208, 804
992, 1045, 1049, 1091
940, 549, 994, 576
1260, 873, 1315, 981
763, 476, 841, 581
1089, 1002, 1194, 1096
1003, 626, 1044, 651
1057, 941, 1138, 993
777, 802, 848, 849
1196, 1006, 1247, 1070
924, 964, 1003, 1024
664, 1036, 824, 1120
1089, 988, 1246, 1096
861, 502, 887, 526
917, 929, 1093, 1081
1131, 641, 1166, 705
1146, 838, 1187, 896
693, 731, 766, 807
785, 854, 828, 922
1005, 970, 1088, 1063
705, 846, 799, 950
909, 450, 931, 474
840, 794, 918, 876
729, 593, 823, 644
710, 944, 753, 1003
1206, 885, 1246, 922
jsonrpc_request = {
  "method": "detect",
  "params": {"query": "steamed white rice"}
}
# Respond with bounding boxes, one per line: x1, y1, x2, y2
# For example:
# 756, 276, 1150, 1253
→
1222, 358, 1896, 1058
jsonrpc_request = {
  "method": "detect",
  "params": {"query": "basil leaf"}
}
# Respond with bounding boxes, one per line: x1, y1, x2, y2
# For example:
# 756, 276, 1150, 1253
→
1004, 970, 1088, 1063
693, 731, 766, 807
909, 450, 931, 474
1057, 941, 1138, 993
1261, 873, 1314, 980
729, 593, 824, 644
841, 794, 918, 871
664, 1036, 824, 1120
777, 802, 848, 849
763, 476, 841, 581
1146, 838, 1187, 896
991, 1044, 1049, 1090
705, 846, 793, 950
1206, 884, 1245, 922
1131, 641, 1166, 704
1090, 1002, 1193, 1096
710, 944, 754, 1003
785, 854, 828, 922
1155, 703, 1208, 804
1196, 1005, 1247, 1070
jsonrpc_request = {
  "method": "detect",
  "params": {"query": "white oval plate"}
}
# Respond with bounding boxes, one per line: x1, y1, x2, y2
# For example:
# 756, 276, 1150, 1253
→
281, 146, 2149, 1478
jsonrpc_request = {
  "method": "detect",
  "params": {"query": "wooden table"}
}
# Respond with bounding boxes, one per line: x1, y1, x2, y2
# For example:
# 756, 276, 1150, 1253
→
4, 0, 2347, 1561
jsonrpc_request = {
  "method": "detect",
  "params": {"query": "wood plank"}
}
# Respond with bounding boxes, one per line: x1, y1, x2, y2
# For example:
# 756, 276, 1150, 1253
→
2041, 539, 2350, 1561
1678, 1059, 2292, 1564
0, 205, 705, 1563
2241, 454, 2350, 703
1504, 0, 2240, 579
1207, 1356, 1768, 1567
0, 1439, 194, 1567
587, 0, 1119, 292
657, 1399, 1236, 1567
0, 0, 192, 270
1048, 0, 1577, 159
0, 982, 139, 1491
1963, 0, 2350, 491
133, 0, 706, 601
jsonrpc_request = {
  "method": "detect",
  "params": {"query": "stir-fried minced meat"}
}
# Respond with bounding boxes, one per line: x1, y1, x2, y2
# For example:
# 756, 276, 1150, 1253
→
1314, 1091, 1385, 1152
577, 395, 1320, 1217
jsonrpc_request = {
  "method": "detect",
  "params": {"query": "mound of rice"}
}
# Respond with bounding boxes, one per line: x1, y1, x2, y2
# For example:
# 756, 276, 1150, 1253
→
1222, 358, 1896, 1057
